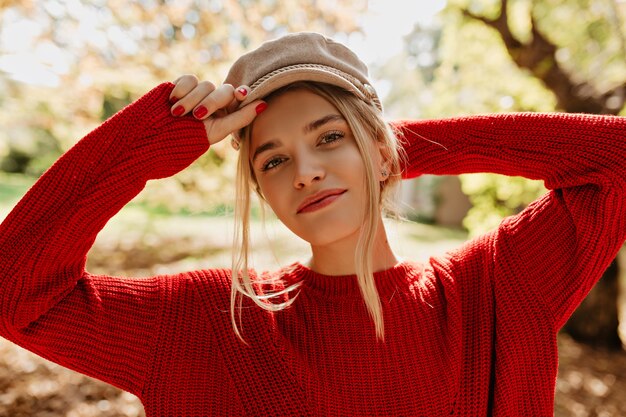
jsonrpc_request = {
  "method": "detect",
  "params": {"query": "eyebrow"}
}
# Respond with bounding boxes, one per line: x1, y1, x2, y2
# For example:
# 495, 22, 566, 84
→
251, 113, 345, 163
303, 113, 344, 134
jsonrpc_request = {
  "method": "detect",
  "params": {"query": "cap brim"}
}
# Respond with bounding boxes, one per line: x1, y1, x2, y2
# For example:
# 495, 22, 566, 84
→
236, 67, 368, 110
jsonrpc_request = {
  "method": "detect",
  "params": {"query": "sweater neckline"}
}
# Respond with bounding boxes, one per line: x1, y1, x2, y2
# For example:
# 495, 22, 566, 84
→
282, 260, 421, 299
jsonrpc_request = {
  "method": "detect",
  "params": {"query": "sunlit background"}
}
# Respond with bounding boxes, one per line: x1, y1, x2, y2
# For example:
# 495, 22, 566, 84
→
0, 0, 626, 416
0, 0, 446, 97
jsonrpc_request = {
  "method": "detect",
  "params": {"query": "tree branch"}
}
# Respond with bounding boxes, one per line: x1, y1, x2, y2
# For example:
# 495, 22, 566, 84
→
460, 0, 623, 114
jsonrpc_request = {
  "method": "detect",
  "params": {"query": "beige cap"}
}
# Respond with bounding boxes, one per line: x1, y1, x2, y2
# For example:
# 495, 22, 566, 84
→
224, 32, 381, 147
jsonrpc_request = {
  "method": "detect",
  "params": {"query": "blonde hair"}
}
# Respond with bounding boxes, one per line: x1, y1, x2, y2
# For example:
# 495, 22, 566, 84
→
231, 81, 404, 342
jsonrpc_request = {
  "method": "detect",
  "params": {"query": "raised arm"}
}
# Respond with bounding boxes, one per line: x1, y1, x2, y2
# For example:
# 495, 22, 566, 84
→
0, 77, 265, 396
391, 112, 626, 328
0, 83, 211, 395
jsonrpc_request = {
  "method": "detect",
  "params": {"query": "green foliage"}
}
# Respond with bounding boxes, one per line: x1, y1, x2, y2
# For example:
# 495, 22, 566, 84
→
0, 0, 364, 213
427, 8, 557, 117
378, 0, 625, 235
102, 90, 134, 121
460, 173, 546, 236
534, 0, 626, 92
0, 172, 34, 207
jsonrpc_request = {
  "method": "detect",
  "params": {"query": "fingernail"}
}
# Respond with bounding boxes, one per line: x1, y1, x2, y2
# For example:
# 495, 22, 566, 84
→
169, 96, 179, 105
237, 87, 248, 97
193, 105, 208, 119
255, 102, 267, 115
172, 105, 185, 117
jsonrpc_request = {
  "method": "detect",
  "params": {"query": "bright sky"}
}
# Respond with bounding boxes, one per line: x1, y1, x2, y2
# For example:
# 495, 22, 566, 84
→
349, 0, 446, 100
351, 0, 445, 63
0, 0, 445, 88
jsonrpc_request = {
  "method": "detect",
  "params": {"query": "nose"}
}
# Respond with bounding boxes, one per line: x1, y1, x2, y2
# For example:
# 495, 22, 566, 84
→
293, 152, 325, 189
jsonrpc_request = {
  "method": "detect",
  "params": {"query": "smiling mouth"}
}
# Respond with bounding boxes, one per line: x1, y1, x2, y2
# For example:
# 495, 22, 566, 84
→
297, 190, 347, 214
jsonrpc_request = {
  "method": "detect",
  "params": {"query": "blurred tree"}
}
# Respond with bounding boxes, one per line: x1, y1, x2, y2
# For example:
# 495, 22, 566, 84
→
382, 0, 624, 349
0, 0, 365, 212
454, 0, 624, 351
458, 0, 626, 113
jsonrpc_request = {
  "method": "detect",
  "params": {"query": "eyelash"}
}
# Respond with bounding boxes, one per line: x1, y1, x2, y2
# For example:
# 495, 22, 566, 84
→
320, 130, 345, 145
260, 130, 346, 172
261, 157, 286, 172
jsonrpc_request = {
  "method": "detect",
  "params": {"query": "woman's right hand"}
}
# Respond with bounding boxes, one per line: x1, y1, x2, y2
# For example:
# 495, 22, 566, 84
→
168, 74, 267, 145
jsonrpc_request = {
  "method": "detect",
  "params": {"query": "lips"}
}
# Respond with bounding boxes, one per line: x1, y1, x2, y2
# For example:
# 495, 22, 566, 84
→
297, 189, 347, 214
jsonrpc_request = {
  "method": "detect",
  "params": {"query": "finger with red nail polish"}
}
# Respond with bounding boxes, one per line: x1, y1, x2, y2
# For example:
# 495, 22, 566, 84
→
172, 105, 185, 117
193, 105, 208, 119
234, 85, 250, 102
170, 79, 215, 117
255, 102, 268, 115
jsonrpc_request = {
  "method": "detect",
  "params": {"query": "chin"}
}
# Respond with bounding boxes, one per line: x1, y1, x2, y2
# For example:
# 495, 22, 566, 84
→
293, 223, 362, 248
278, 206, 366, 247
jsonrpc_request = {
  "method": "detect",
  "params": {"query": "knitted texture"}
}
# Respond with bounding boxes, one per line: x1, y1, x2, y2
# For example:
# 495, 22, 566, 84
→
0, 83, 624, 416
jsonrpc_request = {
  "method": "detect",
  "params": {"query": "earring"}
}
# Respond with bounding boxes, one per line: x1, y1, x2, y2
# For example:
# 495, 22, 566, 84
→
381, 169, 388, 177
231, 137, 240, 150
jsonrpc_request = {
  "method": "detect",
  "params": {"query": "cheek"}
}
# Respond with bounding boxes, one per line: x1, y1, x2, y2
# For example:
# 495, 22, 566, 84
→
256, 176, 290, 215
336, 144, 368, 186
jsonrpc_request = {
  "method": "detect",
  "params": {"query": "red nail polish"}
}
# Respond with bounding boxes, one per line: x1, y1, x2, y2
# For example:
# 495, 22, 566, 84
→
169, 96, 179, 104
237, 87, 248, 97
255, 103, 267, 115
172, 105, 185, 117
193, 105, 208, 119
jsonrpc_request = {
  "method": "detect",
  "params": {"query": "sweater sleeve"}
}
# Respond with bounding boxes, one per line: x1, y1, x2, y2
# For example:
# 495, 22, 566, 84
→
391, 113, 626, 329
0, 82, 209, 396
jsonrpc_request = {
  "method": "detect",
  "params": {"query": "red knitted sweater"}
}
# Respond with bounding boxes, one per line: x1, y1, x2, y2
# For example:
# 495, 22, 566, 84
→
0, 83, 624, 416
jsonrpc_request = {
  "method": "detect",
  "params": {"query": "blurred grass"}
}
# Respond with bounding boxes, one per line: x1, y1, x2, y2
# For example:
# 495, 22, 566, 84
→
0, 172, 469, 275
0, 172, 34, 209
86, 202, 469, 277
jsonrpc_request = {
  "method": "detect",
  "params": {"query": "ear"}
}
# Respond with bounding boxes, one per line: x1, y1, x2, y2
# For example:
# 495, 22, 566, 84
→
375, 140, 391, 181
380, 163, 390, 181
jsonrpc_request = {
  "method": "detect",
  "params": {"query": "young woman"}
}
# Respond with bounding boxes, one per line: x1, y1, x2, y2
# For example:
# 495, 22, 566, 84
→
0, 32, 624, 416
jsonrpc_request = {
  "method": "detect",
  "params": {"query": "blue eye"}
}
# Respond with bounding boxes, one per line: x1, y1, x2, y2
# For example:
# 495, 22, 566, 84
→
320, 131, 345, 145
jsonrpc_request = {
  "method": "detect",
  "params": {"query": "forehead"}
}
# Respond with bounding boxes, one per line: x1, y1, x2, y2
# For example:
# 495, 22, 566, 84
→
249, 88, 342, 146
